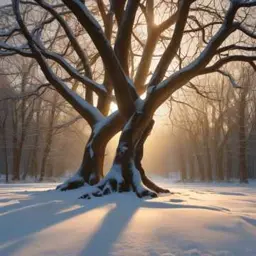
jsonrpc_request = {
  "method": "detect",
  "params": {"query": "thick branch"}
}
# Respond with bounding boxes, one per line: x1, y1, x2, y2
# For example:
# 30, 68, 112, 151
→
237, 24, 256, 39
201, 55, 256, 74
114, 0, 140, 75
12, 0, 104, 127
134, 10, 178, 92
62, 0, 137, 118
31, 41, 106, 97
149, 0, 195, 86
34, 0, 93, 79
111, 0, 126, 26
144, 1, 241, 115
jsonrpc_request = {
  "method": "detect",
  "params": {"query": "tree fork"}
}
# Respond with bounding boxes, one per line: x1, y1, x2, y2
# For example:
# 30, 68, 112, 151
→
79, 113, 169, 199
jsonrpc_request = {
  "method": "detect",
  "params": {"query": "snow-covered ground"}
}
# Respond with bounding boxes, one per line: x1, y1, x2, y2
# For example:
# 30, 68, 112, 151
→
0, 178, 256, 256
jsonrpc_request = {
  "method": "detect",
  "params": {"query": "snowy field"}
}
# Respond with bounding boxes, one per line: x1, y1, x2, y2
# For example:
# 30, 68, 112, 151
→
0, 178, 256, 256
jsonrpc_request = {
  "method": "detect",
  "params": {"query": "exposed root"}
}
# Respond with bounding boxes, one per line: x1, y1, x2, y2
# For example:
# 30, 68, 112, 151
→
130, 163, 158, 198
141, 176, 170, 194
78, 161, 165, 200
57, 170, 168, 199
78, 177, 158, 200
135, 188, 158, 198
79, 178, 126, 199
56, 175, 85, 191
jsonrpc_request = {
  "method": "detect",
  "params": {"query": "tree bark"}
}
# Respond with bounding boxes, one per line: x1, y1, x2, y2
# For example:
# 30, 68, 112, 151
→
196, 154, 205, 181
79, 113, 169, 199
203, 120, 213, 181
188, 153, 195, 181
216, 149, 225, 181
134, 120, 170, 193
205, 145, 212, 182
31, 99, 42, 180
177, 146, 187, 182
57, 112, 124, 190
225, 141, 232, 181
239, 87, 248, 183
1, 121, 8, 183
12, 105, 20, 180
39, 94, 57, 182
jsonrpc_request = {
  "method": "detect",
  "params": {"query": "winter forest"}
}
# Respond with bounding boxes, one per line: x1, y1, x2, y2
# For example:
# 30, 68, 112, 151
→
0, 0, 256, 256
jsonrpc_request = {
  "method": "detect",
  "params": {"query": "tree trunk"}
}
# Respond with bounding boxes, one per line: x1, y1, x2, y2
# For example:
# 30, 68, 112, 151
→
12, 111, 20, 180
225, 142, 232, 181
134, 120, 170, 193
40, 93, 59, 182
57, 113, 124, 190
3, 141, 8, 183
2, 125, 8, 183
79, 113, 169, 199
205, 145, 212, 181
177, 146, 187, 182
239, 88, 248, 183
12, 146, 22, 181
196, 154, 205, 181
188, 153, 195, 181
204, 124, 212, 181
12, 97, 34, 181
39, 113, 55, 181
39, 138, 52, 182
31, 99, 42, 180
22, 148, 33, 180
216, 149, 225, 181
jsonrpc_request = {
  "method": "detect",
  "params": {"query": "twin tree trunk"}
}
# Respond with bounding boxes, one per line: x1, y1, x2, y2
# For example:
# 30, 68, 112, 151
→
57, 112, 169, 198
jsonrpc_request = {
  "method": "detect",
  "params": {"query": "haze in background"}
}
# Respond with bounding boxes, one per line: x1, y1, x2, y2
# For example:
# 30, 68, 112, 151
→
0, 0, 177, 177
104, 103, 175, 177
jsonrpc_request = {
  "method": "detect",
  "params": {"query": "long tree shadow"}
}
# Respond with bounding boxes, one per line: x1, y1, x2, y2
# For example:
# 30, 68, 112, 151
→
78, 196, 230, 256
0, 188, 114, 255
78, 195, 142, 256
0, 188, 230, 256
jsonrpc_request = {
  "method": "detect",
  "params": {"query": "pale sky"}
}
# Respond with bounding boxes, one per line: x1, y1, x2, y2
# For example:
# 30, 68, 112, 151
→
0, 0, 10, 6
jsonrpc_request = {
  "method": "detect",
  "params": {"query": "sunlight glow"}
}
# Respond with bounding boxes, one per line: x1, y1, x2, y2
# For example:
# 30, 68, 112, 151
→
110, 92, 147, 113
110, 101, 118, 113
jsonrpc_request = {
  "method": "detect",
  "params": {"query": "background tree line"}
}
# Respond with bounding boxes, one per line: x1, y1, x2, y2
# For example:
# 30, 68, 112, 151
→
0, 57, 88, 182
169, 65, 256, 182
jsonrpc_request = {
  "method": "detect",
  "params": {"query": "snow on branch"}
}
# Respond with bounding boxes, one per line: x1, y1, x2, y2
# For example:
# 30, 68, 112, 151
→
33, 0, 93, 79
30, 39, 106, 97
201, 55, 256, 74
11, 0, 104, 127
62, 0, 138, 117
216, 44, 256, 54
0, 42, 32, 57
235, 0, 256, 7
217, 70, 241, 88
237, 24, 256, 39
143, 0, 255, 114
